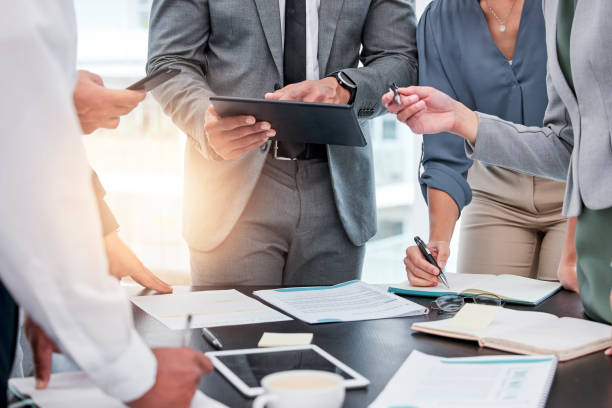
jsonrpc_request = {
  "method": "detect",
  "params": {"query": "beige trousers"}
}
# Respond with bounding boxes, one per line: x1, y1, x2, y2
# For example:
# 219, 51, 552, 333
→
457, 161, 568, 280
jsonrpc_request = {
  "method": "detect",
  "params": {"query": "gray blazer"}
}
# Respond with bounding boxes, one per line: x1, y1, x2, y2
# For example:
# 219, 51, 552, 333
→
147, 0, 417, 251
466, 0, 612, 217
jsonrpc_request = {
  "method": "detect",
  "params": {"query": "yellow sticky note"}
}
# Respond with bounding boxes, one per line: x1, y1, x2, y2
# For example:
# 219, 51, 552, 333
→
448, 303, 502, 331
257, 332, 314, 348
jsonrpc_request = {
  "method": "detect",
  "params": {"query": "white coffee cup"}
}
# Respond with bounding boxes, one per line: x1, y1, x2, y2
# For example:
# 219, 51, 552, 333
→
252, 370, 345, 408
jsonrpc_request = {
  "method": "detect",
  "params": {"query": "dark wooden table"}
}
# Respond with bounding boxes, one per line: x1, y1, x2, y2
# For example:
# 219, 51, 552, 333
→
129, 286, 612, 407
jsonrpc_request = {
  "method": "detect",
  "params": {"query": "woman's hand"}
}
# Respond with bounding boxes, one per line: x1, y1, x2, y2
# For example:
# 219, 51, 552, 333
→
404, 240, 450, 287
382, 86, 479, 144
104, 232, 172, 293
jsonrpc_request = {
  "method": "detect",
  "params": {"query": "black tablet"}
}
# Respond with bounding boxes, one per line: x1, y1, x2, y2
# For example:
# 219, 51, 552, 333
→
210, 96, 366, 147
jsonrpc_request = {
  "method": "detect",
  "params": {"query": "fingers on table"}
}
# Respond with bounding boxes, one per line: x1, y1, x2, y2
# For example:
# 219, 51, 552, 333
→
132, 266, 173, 294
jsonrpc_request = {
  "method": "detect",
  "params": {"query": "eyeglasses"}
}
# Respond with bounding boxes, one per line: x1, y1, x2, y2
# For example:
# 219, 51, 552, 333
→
430, 293, 504, 314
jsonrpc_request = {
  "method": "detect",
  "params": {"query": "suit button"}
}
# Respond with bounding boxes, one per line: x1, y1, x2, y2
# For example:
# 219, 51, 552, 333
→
274, 83, 281, 91
260, 141, 269, 152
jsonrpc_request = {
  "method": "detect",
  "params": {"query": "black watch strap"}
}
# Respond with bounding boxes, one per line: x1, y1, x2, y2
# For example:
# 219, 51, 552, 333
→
328, 71, 357, 105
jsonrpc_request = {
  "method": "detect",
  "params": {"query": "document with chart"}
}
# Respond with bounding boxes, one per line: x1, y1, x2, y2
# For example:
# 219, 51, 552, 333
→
370, 350, 557, 408
130, 289, 291, 329
253, 280, 428, 324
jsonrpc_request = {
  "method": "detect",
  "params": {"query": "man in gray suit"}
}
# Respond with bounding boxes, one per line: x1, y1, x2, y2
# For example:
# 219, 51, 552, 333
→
147, 0, 417, 285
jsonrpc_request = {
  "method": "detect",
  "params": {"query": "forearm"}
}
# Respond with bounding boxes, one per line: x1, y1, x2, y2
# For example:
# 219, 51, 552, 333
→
427, 188, 459, 243
345, 59, 417, 119
149, 66, 219, 159
561, 217, 577, 264
91, 171, 120, 236
450, 101, 479, 144
465, 112, 572, 181
343, 0, 418, 118
147, 0, 218, 159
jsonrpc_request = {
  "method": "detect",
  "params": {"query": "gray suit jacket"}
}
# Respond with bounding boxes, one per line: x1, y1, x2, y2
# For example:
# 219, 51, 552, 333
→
466, 0, 612, 217
147, 0, 417, 251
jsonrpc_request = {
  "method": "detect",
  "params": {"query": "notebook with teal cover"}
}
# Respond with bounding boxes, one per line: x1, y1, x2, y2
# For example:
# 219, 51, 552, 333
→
388, 273, 562, 306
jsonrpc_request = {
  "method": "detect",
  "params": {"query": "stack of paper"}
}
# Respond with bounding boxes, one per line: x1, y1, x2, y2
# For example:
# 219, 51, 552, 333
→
9, 372, 227, 408
130, 289, 291, 329
254, 280, 428, 324
370, 350, 557, 408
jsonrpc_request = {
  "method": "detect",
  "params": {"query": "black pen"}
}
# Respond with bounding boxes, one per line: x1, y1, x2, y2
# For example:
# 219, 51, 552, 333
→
202, 328, 223, 350
389, 82, 402, 105
414, 236, 450, 289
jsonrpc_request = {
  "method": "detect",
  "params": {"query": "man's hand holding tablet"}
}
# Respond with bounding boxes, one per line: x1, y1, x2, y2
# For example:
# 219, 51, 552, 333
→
204, 105, 276, 160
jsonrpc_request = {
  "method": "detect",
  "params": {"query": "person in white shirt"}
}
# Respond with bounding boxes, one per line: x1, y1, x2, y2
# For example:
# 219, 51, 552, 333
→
0, 2, 211, 407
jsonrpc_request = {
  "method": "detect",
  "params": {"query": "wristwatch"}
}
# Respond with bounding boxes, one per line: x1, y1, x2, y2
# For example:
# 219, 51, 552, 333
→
329, 71, 357, 105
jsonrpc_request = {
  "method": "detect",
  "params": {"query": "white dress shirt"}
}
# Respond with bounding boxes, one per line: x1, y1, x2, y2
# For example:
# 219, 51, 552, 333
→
279, 0, 320, 80
0, 1, 156, 402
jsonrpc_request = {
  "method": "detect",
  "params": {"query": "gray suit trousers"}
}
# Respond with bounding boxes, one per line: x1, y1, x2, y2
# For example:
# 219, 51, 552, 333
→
190, 155, 365, 286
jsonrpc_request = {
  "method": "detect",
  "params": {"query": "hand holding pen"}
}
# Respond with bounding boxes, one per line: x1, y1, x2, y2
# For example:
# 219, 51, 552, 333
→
411, 236, 450, 288
388, 82, 402, 105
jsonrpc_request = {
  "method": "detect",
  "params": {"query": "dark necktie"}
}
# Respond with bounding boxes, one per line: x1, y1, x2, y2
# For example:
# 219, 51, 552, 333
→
281, 0, 307, 158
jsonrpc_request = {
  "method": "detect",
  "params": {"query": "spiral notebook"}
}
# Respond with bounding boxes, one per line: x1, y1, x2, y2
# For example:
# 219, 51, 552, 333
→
370, 350, 557, 408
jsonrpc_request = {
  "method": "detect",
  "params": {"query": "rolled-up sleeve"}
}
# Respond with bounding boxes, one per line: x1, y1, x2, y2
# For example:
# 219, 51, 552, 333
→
417, 4, 473, 212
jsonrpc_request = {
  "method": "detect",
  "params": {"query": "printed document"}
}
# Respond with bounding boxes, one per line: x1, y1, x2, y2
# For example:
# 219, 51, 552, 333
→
370, 350, 557, 408
9, 372, 227, 408
253, 280, 428, 324
130, 289, 291, 329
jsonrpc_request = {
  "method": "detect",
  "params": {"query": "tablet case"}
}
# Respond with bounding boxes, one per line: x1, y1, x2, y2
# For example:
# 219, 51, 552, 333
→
210, 96, 367, 147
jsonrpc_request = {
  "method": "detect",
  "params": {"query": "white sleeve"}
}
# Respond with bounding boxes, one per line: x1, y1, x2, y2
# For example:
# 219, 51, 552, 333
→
0, 1, 156, 402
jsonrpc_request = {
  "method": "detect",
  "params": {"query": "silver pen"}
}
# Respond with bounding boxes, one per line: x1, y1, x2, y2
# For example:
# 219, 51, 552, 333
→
389, 82, 402, 105
183, 314, 193, 347
202, 327, 223, 350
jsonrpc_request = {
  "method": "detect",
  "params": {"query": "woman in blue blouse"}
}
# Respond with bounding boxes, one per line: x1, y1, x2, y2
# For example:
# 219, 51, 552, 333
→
403, 0, 577, 288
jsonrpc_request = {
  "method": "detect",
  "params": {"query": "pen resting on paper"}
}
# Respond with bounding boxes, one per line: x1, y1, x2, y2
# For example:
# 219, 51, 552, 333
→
183, 314, 193, 347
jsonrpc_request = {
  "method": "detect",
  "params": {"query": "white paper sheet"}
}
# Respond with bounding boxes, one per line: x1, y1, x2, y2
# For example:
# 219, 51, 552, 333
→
9, 372, 227, 408
369, 351, 557, 408
253, 280, 428, 324
130, 289, 291, 329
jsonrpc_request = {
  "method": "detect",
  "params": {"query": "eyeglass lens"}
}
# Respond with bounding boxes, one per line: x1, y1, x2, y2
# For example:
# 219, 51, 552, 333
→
431, 295, 464, 312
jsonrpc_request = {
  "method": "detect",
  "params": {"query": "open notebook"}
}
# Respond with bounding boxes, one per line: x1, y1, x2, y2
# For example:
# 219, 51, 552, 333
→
412, 307, 612, 361
389, 273, 562, 305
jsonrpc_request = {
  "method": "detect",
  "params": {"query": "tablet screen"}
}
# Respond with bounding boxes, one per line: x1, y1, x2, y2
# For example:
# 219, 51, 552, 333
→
216, 349, 355, 387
